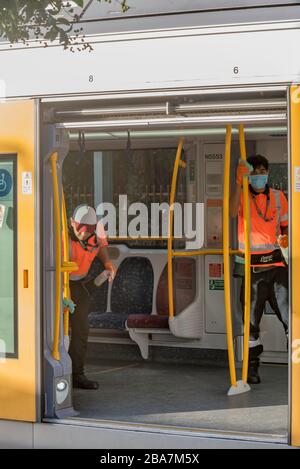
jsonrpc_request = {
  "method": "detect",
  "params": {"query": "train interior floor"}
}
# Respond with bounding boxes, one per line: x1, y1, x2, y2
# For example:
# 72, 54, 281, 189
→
71, 358, 288, 440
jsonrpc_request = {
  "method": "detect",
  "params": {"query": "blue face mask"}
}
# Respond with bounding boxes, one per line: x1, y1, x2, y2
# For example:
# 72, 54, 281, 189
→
249, 174, 268, 190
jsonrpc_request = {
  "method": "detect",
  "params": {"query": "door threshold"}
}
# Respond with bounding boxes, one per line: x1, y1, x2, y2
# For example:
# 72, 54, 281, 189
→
44, 416, 287, 446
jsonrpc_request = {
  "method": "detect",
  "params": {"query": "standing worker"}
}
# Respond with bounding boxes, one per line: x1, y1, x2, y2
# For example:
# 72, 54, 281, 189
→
230, 155, 288, 384
67, 204, 116, 390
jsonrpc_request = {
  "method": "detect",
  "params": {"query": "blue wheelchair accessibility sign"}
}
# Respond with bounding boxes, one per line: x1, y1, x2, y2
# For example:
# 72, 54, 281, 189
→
0, 169, 13, 198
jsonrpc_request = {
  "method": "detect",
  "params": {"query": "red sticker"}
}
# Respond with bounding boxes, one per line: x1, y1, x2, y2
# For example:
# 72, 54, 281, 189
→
209, 263, 222, 278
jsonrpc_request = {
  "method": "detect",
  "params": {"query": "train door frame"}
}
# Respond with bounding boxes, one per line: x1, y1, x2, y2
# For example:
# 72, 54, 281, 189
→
0, 99, 41, 423
40, 85, 299, 446
289, 85, 300, 447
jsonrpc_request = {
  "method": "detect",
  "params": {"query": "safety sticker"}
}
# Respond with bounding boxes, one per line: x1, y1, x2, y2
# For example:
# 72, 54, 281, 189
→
295, 167, 300, 192
209, 263, 222, 278
22, 172, 32, 195
0, 204, 5, 228
209, 280, 224, 291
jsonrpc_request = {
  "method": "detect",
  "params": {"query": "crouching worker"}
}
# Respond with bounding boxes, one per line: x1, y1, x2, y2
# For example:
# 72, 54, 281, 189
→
230, 155, 288, 385
67, 205, 116, 390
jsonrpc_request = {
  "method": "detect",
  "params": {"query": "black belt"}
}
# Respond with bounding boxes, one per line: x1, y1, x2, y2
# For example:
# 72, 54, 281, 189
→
245, 249, 284, 266
251, 265, 278, 274
234, 249, 285, 278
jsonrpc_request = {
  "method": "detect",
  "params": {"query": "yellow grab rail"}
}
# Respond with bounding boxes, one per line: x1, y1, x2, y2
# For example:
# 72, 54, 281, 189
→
239, 124, 252, 384
223, 125, 251, 395
62, 190, 71, 339
168, 138, 185, 319
223, 125, 238, 389
173, 249, 241, 257
50, 153, 78, 361
167, 138, 241, 324
158, 127, 251, 394
51, 152, 62, 361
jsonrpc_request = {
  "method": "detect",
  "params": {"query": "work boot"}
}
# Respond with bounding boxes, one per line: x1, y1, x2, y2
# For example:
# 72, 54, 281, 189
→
248, 344, 263, 385
73, 374, 99, 390
248, 359, 261, 385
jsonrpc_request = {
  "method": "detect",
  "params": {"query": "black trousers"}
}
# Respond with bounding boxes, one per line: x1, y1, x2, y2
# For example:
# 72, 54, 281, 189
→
69, 280, 92, 376
240, 266, 289, 343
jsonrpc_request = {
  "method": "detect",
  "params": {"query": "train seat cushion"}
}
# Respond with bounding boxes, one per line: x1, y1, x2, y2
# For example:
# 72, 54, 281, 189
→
127, 314, 169, 329
111, 257, 154, 315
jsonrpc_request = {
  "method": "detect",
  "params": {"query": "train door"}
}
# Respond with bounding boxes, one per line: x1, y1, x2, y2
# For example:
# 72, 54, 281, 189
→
42, 126, 75, 418
0, 100, 39, 422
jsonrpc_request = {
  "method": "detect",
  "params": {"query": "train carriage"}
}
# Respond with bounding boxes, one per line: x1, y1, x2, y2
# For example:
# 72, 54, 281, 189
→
0, 0, 300, 449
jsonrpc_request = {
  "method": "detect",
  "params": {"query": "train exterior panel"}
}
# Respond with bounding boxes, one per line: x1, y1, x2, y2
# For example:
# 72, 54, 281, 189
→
0, 2, 300, 449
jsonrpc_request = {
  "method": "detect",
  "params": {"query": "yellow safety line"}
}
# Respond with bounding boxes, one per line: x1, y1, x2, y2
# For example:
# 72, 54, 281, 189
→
50, 153, 62, 361
168, 138, 185, 319
239, 124, 252, 384
223, 125, 238, 388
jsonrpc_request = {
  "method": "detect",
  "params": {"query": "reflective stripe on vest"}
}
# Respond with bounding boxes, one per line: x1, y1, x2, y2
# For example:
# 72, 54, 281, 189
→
239, 242, 279, 252
273, 189, 281, 238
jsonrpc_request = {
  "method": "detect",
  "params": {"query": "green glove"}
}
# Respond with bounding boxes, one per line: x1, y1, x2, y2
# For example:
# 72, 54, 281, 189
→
63, 298, 76, 315
236, 160, 253, 185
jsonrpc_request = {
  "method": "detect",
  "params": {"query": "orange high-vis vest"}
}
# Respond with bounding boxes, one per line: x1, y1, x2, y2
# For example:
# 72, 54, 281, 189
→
238, 187, 288, 266
63, 227, 108, 281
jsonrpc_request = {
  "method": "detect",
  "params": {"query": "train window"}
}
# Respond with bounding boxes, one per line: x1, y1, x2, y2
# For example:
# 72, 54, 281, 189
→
0, 157, 18, 358
63, 150, 95, 214
63, 147, 187, 249
269, 163, 288, 197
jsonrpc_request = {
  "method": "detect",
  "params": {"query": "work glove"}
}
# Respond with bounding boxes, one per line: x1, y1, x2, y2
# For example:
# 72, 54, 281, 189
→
278, 235, 288, 249
236, 160, 253, 186
63, 298, 76, 315
278, 235, 289, 265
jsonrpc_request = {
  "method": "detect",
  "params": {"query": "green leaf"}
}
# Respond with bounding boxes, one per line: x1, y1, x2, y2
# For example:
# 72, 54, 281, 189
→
56, 17, 72, 26
0, 0, 129, 49
72, 0, 84, 7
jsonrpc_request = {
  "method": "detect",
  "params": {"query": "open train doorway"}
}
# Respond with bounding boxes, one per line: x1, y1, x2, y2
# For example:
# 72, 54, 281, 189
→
41, 88, 289, 442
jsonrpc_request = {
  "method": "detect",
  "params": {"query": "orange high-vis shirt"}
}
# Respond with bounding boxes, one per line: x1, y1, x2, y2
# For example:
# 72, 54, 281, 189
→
62, 224, 108, 281
238, 188, 288, 266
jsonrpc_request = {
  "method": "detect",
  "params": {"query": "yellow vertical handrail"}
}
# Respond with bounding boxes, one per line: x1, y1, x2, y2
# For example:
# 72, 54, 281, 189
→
62, 190, 70, 338
223, 125, 238, 389
50, 154, 78, 361
168, 138, 185, 318
50, 153, 62, 361
239, 124, 252, 384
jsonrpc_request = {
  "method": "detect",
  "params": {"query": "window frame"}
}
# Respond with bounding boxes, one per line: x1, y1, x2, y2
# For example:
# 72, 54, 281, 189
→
0, 155, 18, 359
